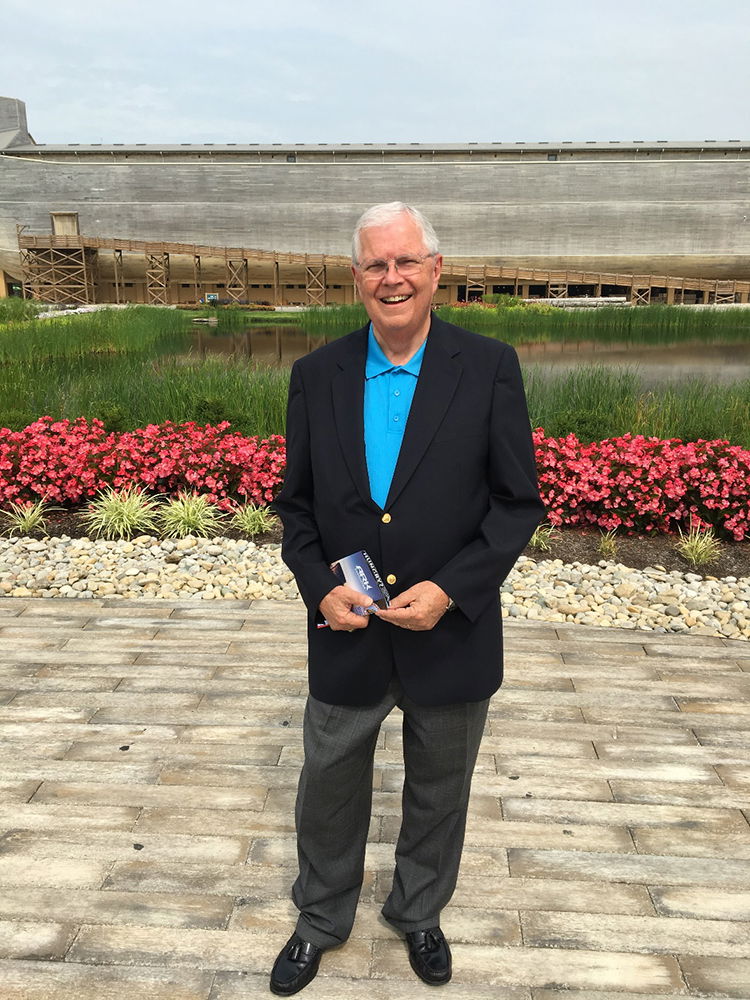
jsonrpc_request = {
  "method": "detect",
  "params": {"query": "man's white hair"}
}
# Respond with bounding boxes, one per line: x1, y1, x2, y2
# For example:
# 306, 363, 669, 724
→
352, 202, 440, 263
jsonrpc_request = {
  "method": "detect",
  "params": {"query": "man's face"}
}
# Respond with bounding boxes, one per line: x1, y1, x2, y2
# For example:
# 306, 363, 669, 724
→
352, 214, 443, 343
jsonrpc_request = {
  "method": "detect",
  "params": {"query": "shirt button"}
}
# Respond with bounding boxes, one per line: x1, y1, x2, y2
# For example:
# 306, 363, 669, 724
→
386, 574, 397, 585
381, 513, 391, 524
394, 390, 401, 397
393, 415, 399, 422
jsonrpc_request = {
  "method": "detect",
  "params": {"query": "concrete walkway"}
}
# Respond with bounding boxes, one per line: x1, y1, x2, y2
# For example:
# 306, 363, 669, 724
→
0, 596, 748, 1000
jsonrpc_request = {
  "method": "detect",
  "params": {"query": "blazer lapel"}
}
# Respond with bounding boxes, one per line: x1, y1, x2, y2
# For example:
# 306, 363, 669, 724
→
331, 325, 379, 510
385, 317, 462, 508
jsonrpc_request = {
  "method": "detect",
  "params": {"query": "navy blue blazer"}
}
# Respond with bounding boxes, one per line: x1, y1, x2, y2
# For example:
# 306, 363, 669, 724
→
273, 315, 545, 706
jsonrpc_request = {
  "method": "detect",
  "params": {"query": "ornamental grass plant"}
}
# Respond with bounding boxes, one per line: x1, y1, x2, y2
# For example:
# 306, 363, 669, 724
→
673, 522, 723, 567
529, 522, 557, 552
229, 502, 280, 537
83, 486, 161, 540
158, 493, 226, 538
598, 529, 619, 560
0, 499, 60, 537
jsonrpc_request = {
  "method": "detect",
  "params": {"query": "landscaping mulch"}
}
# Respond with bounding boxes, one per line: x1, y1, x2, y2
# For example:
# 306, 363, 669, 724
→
18, 510, 750, 582
520, 529, 750, 579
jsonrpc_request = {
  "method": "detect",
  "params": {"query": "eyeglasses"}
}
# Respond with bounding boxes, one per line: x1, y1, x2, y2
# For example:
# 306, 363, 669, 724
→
357, 253, 434, 279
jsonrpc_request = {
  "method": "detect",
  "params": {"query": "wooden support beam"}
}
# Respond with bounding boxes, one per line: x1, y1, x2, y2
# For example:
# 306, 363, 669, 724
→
113, 249, 123, 304
193, 255, 202, 304
226, 258, 249, 303
305, 256, 326, 307
19, 245, 96, 304
145, 253, 170, 305
465, 265, 487, 300
546, 271, 569, 299
714, 280, 736, 304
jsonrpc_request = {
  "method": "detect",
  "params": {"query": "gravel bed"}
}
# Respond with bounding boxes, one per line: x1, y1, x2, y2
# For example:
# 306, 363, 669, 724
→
0, 536, 747, 640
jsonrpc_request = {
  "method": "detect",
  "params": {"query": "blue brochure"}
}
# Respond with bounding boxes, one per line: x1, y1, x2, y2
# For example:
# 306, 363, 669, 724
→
317, 550, 391, 628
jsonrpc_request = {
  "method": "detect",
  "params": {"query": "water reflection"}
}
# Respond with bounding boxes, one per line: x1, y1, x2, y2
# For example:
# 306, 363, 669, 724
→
190, 326, 326, 365
189, 326, 750, 384
516, 339, 750, 386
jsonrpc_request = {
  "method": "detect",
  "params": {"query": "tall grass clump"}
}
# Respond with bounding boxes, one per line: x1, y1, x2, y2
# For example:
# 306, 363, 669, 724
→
524, 366, 750, 448
0, 305, 189, 363
294, 304, 369, 336
83, 487, 161, 539
525, 366, 642, 442
0, 297, 40, 324
294, 301, 750, 347
158, 493, 226, 538
435, 303, 750, 347
0, 355, 290, 437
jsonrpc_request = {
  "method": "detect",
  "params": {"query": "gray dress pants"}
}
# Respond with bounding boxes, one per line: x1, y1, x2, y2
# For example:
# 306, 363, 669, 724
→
292, 677, 489, 949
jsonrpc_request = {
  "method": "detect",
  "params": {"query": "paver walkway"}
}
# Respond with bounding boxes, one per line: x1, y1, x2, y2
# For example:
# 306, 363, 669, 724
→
0, 596, 748, 999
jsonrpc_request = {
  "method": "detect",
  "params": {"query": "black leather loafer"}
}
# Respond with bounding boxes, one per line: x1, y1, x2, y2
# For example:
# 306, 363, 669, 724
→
269, 933, 324, 996
405, 927, 452, 985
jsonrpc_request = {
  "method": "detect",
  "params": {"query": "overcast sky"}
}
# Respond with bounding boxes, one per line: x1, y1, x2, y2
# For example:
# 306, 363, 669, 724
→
3, 0, 749, 144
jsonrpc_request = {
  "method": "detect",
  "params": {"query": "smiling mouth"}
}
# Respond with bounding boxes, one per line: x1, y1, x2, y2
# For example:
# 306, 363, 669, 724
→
380, 294, 412, 304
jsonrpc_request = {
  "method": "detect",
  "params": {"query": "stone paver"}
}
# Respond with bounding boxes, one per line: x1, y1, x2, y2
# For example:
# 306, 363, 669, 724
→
0, 597, 748, 998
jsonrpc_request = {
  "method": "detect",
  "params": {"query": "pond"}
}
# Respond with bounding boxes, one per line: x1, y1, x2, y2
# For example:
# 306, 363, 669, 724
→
189, 326, 750, 385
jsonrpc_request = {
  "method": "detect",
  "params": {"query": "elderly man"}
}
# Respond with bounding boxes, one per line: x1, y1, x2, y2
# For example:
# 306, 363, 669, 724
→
270, 202, 543, 995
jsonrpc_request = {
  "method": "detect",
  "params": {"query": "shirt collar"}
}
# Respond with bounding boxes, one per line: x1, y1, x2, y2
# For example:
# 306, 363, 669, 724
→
365, 325, 427, 380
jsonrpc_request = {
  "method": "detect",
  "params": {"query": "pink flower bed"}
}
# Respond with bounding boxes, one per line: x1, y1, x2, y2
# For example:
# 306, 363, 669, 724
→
0, 419, 747, 541
533, 429, 750, 541
0, 418, 285, 509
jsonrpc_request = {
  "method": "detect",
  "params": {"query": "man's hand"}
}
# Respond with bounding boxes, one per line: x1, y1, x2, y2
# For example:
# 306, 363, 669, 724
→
376, 581, 451, 632
319, 585, 376, 631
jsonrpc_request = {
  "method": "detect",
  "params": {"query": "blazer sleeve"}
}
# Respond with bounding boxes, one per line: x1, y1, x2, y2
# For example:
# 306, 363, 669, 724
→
429, 344, 545, 622
271, 361, 340, 612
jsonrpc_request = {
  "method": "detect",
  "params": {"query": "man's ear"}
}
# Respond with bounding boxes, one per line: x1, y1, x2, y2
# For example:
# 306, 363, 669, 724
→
431, 254, 443, 292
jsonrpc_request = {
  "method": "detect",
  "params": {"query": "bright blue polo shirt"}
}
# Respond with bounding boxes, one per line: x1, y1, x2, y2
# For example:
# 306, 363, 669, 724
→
364, 326, 426, 509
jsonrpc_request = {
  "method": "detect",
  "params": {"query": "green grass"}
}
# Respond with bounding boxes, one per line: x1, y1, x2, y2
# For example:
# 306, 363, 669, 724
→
435, 303, 750, 345
0, 304, 188, 362
288, 302, 750, 347
1, 355, 746, 446
1, 302, 748, 446
292, 304, 369, 334
0, 297, 41, 323
524, 366, 750, 446
524, 365, 750, 448
0, 354, 290, 437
